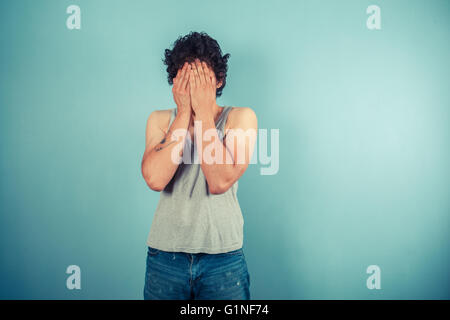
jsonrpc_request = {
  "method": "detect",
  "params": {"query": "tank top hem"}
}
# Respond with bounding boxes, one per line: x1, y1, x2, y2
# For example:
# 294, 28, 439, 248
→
146, 240, 243, 254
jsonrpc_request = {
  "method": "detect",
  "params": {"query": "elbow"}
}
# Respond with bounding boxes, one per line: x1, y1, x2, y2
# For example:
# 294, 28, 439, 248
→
208, 169, 244, 195
141, 163, 166, 192
208, 181, 231, 195
143, 172, 166, 192
147, 179, 166, 192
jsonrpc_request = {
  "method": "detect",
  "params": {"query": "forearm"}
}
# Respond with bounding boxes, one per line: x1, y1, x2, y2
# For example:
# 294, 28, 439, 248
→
194, 111, 241, 194
142, 111, 191, 191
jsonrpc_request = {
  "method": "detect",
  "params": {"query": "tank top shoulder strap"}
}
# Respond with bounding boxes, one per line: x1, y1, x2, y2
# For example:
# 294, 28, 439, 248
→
168, 107, 177, 128
216, 106, 233, 136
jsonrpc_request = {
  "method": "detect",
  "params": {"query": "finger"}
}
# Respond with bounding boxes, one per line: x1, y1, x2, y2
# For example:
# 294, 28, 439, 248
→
201, 61, 212, 85
176, 65, 183, 80
177, 62, 189, 89
195, 59, 206, 85
181, 64, 190, 90
189, 69, 196, 101
206, 63, 216, 89
186, 80, 191, 101
191, 62, 200, 87
180, 62, 190, 90
191, 59, 201, 85
201, 62, 213, 84
173, 66, 182, 89
189, 66, 197, 89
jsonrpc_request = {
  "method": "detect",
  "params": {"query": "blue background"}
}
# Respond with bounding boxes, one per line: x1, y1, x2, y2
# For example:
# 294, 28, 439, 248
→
0, 0, 449, 299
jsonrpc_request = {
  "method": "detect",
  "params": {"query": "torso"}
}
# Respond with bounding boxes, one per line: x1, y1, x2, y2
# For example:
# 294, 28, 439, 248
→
146, 105, 249, 253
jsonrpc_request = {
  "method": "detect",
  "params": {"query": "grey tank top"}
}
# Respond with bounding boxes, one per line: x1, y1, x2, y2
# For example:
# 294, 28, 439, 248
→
146, 106, 244, 254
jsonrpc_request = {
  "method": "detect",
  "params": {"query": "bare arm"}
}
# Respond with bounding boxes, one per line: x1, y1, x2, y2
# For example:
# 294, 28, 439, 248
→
141, 62, 192, 191
194, 107, 257, 194
141, 109, 191, 191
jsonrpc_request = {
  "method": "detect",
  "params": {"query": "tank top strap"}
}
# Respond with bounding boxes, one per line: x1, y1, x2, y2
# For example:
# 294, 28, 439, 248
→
216, 106, 233, 136
168, 107, 177, 128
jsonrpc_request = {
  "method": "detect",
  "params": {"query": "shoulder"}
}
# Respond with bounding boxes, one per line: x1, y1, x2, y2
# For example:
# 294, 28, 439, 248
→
146, 108, 174, 132
228, 106, 256, 119
226, 106, 257, 129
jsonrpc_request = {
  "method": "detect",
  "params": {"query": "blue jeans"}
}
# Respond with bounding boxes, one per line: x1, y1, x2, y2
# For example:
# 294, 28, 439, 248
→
144, 246, 251, 300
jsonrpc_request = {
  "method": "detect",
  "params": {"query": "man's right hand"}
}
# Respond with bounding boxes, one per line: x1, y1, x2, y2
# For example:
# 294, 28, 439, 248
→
172, 62, 192, 115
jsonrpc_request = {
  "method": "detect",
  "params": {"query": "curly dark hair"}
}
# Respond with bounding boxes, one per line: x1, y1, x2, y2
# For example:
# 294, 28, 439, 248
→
163, 31, 231, 98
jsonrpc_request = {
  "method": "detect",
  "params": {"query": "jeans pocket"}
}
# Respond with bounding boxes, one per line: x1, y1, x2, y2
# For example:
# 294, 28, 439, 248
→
224, 248, 244, 256
148, 246, 160, 256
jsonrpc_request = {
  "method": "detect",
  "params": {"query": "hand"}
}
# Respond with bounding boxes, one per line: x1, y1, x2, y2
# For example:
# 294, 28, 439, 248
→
172, 62, 192, 115
189, 59, 217, 118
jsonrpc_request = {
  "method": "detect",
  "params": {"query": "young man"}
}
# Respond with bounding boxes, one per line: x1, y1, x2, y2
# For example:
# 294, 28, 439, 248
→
141, 31, 257, 300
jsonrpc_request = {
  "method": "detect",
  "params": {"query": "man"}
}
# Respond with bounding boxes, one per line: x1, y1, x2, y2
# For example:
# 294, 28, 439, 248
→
141, 31, 257, 300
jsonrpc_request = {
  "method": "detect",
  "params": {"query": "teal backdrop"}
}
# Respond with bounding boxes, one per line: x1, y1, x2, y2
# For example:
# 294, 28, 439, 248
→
0, 0, 449, 299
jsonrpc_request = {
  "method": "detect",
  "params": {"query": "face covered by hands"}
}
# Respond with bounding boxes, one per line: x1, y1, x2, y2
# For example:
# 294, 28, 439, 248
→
188, 58, 219, 118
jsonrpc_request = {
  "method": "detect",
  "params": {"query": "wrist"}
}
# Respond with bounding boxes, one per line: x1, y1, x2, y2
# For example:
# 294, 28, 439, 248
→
193, 108, 213, 120
177, 109, 191, 119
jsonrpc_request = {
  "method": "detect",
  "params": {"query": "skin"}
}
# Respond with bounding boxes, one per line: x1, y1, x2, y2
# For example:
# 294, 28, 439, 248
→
141, 58, 257, 194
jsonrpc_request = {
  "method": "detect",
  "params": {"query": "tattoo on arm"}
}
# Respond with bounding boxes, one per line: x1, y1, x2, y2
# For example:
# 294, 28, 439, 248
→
155, 140, 176, 151
154, 129, 175, 152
